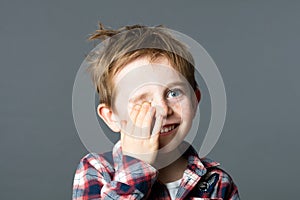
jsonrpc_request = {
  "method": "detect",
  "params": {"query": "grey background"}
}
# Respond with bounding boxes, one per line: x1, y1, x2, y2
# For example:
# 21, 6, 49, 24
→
1, 0, 299, 199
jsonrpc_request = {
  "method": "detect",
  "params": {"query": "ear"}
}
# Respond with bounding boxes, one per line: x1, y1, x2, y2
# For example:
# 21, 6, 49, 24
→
195, 87, 201, 104
97, 103, 121, 132
191, 88, 201, 116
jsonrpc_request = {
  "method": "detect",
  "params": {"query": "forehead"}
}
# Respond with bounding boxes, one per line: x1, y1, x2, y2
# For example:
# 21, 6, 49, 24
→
113, 57, 186, 94
114, 57, 174, 83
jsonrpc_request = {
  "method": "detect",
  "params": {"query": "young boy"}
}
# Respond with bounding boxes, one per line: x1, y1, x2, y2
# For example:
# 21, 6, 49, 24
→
73, 24, 240, 200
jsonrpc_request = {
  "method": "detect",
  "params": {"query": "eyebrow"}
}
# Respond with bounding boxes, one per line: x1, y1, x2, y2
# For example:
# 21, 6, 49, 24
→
166, 81, 188, 88
129, 93, 150, 103
128, 81, 188, 102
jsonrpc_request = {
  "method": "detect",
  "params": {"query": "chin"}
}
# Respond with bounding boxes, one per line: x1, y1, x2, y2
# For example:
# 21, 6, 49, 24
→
159, 136, 184, 153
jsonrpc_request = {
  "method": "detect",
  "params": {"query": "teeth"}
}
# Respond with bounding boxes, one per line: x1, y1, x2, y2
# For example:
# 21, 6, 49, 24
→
160, 125, 176, 133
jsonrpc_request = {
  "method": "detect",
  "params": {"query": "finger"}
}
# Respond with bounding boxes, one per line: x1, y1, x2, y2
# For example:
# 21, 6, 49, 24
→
135, 102, 150, 128
126, 104, 141, 136
120, 120, 127, 143
141, 106, 156, 138
129, 104, 141, 123
151, 114, 163, 140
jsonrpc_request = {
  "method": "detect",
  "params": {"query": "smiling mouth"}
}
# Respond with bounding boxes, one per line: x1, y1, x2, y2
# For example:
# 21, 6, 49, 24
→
160, 123, 179, 136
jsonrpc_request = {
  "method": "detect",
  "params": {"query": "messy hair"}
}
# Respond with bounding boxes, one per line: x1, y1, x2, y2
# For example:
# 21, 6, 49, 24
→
87, 23, 197, 108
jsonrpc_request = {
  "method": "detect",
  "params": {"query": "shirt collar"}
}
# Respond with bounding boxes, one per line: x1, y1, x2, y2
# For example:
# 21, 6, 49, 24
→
182, 143, 220, 176
112, 140, 220, 175
112, 141, 123, 171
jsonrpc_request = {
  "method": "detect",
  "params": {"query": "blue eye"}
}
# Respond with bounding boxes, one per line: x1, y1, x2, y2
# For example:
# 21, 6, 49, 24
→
166, 89, 182, 99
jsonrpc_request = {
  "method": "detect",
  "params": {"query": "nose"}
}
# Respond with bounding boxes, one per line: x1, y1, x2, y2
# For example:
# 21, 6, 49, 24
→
151, 98, 173, 117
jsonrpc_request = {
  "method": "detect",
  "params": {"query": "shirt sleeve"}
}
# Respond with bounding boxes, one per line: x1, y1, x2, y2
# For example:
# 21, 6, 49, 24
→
72, 153, 158, 200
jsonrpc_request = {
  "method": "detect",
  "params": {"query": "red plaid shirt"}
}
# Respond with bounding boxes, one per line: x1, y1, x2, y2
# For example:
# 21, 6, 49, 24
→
73, 141, 240, 200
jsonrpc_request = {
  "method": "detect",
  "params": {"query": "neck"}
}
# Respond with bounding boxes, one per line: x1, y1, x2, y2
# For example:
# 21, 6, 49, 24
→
155, 147, 188, 184
158, 156, 187, 183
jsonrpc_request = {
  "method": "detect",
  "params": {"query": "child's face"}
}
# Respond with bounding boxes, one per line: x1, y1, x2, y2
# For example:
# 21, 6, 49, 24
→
111, 57, 199, 150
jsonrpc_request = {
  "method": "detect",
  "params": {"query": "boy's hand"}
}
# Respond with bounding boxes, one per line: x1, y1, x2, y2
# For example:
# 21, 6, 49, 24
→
120, 102, 163, 165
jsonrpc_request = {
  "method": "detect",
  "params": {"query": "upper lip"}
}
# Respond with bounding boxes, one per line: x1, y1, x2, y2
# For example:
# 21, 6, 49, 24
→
161, 122, 180, 128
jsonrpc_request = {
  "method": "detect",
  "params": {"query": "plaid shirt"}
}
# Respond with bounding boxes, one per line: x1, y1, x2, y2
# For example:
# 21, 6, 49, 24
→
73, 141, 240, 200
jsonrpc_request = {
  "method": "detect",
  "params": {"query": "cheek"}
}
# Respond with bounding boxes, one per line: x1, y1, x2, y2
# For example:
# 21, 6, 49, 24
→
111, 102, 129, 121
182, 103, 196, 120
169, 101, 182, 112
113, 93, 133, 120
170, 99, 195, 119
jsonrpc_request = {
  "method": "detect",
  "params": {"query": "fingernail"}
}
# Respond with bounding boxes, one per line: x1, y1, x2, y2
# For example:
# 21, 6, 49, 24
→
135, 104, 141, 109
150, 106, 155, 113
142, 102, 150, 108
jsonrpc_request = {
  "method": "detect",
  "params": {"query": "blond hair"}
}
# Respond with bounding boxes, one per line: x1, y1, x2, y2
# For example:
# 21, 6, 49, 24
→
87, 23, 197, 108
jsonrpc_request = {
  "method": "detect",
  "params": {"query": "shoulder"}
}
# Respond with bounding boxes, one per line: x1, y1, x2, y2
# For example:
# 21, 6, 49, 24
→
74, 152, 114, 180
201, 157, 234, 181
200, 158, 240, 199
73, 153, 114, 200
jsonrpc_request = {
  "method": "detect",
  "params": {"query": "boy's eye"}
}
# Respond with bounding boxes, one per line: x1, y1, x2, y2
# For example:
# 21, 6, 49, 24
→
166, 89, 182, 99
